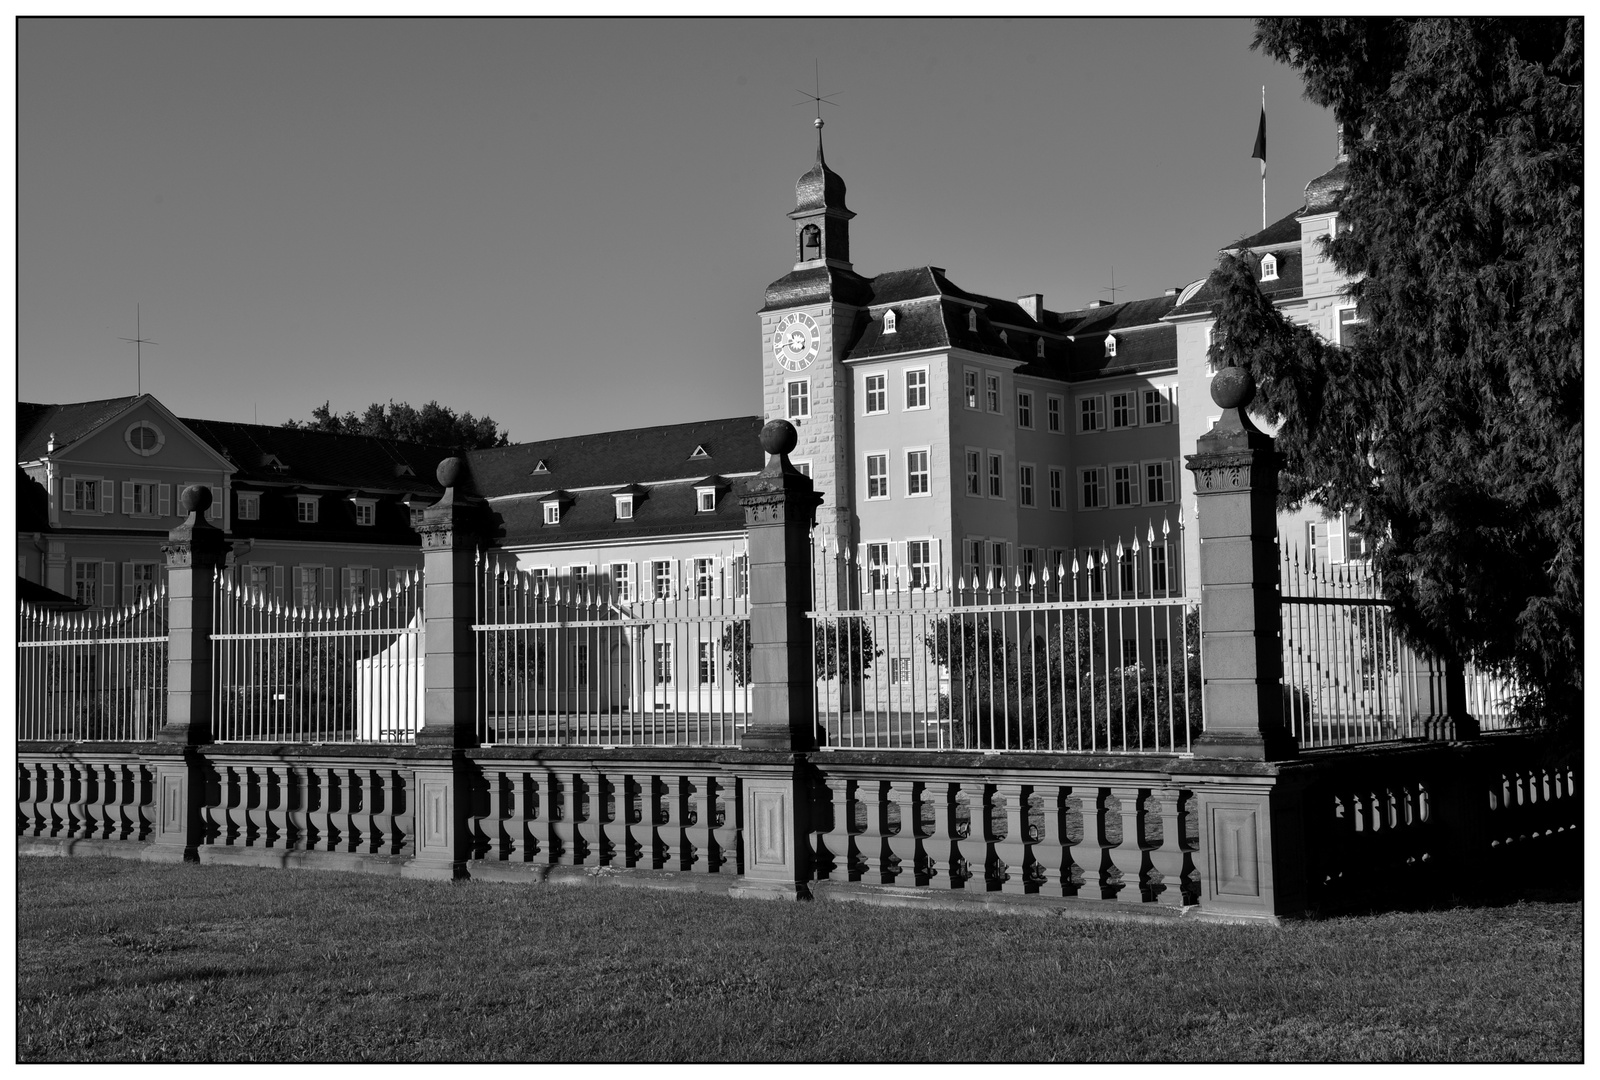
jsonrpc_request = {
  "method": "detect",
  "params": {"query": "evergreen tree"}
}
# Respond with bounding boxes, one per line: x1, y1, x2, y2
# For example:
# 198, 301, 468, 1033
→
1210, 18, 1581, 737
284, 399, 510, 453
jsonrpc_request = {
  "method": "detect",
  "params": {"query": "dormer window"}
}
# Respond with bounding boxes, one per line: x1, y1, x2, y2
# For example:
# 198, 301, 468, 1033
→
350, 498, 376, 527
543, 501, 561, 526
532, 459, 550, 474
800, 223, 822, 261
697, 488, 716, 513
999, 330, 1008, 344
689, 445, 710, 460
1104, 334, 1118, 358
1036, 339, 1046, 359
615, 494, 634, 520
1260, 253, 1279, 281
883, 309, 896, 334
297, 495, 319, 524
968, 310, 978, 333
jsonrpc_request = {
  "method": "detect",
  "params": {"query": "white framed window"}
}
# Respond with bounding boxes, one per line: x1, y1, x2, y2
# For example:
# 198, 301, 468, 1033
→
987, 452, 1004, 499
124, 420, 165, 457
1017, 390, 1034, 429
1260, 253, 1279, 281
786, 379, 811, 420
888, 657, 914, 683
882, 309, 897, 334
1112, 464, 1140, 507
985, 373, 1001, 413
866, 542, 890, 592
963, 538, 984, 584
611, 562, 633, 602
907, 539, 934, 590
344, 566, 374, 605
1018, 463, 1036, 508
543, 501, 561, 525
1144, 460, 1174, 504
71, 560, 101, 607
615, 494, 634, 520
865, 453, 889, 500
653, 642, 673, 686
791, 459, 812, 478
1104, 334, 1118, 357
124, 480, 160, 517
124, 561, 160, 604
352, 499, 376, 527
237, 492, 260, 521
1079, 466, 1108, 510
1036, 339, 1046, 359
1150, 546, 1170, 593
1077, 394, 1106, 433
1338, 306, 1367, 346
864, 373, 887, 415
297, 496, 319, 524
244, 563, 276, 598
651, 560, 674, 599
294, 565, 324, 607
1118, 552, 1137, 595
1143, 387, 1173, 425
965, 449, 982, 497
904, 368, 928, 410
1020, 547, 1038, 584
63, 476, 107, 515
963, 369, 979, 410
696, 488, 717, 513
989, 541, 1009, 582
697, 641, 718, 685
1110, 391, 1137, 430
733, 553, 750, 598
570, 565, 592, 590
693, 557, 717, 598
1047, 548, 1067, 576
905, 449, 930, 496
1206, 325, 1223, 374
1048, 467, 1065, 510
1047, 394, 1064, 434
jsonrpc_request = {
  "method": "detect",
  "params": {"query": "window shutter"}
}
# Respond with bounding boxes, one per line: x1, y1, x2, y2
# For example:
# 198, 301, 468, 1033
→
62, 479, 76, 513
1327, 516, 1347, 565
159, 484, 171, 517
342, 567, 354, 604
387, 567, 399, 592
122, 562, 135, 606
123, 481, 135, 515
100, 482, 114, 514
208, 485, 222, 521
711, 558, 723, 600
322, 567, 335, 607
680, 558, 693, 599
273, 565, 285, 602
101, 561, 115, 608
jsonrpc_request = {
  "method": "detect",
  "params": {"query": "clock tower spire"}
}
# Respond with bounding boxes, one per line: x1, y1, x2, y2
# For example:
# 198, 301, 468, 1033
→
790, 117, 855, 270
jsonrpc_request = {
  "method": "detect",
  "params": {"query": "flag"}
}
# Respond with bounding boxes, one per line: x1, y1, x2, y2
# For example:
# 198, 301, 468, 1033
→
1251, 105, 1266, 177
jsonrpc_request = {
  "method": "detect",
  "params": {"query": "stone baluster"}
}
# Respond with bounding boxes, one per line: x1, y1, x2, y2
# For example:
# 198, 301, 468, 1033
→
1101, 786, 1143, 902
884, 779, 921, 886
659, 774, 687, 871
922, 781, 960, 889
1033, 782, 1069, 897
477, 767, 504, 862
994, 780, 1029, 894
954, 780, 990, 891
553, 768, 582, 864
814, 773, 855, 881
712, 775, 740, 875
577, 768, 604, 866
1064, 786, 1101, 898
855, 777, 890, 882
685, 772, 716, 873
1147, 786, 1187, 907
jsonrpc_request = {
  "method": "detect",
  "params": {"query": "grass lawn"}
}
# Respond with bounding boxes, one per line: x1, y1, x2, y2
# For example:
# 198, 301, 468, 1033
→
17, 856, 1582, 1062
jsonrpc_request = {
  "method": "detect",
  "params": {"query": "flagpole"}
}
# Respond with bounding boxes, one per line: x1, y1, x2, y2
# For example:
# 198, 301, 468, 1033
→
1261, 85, 1267, 230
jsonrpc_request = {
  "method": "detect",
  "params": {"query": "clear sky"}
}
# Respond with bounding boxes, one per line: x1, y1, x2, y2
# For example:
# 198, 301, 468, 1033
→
18, 17, 1335, 442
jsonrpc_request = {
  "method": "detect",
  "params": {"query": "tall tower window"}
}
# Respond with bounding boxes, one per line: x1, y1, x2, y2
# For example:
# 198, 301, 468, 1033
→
800, 224, 822, 262
786, 379, 811, 420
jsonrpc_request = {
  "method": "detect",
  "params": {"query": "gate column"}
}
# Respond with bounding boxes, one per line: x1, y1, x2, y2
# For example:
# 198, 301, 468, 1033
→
730, 420, 822, 901
405, 457, 484, 880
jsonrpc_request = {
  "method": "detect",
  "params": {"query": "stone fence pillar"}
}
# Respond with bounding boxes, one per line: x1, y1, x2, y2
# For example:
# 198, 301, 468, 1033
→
150, 485, 227, 859
405, 457, 484, 880
1183, 365, 1296, 762
730, 420, 822, 901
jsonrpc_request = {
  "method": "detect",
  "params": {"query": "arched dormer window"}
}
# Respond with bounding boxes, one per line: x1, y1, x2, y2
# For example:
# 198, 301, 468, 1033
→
1104, 334, 1118, 358
1260, 253, 1279, 282
967, 310, 978, 333
800, 224, 822, 262
883, 309, 897, 334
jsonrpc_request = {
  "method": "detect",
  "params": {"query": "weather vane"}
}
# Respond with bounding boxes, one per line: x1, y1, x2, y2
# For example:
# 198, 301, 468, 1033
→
795, 60, 841, 126
118, 304, 157, 396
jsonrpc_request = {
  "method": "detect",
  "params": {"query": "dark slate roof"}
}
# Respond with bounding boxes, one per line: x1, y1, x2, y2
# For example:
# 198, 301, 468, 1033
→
17, 396, 142, 460
761, 264, 874, 312
463, 416, 765, 500
1167, 249, 1306, 319
1303, 158, 1349, 214
18, 577, 84, 609
793, 145, 852, 216
488, 477, 753, 548
178, 417, 452, 495
1057, 294, 1179, 338
1226, 207, 1303, 250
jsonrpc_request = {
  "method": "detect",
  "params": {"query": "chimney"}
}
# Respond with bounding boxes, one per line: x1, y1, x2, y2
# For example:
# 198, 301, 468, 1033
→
1086, 300, 1112, 309
1017, 293, 1044, 322
46, 433, 57, 453
1165, 287, 1180, 297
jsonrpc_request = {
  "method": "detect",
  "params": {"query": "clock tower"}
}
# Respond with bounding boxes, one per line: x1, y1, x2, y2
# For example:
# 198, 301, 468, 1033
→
759, 118, 870, 556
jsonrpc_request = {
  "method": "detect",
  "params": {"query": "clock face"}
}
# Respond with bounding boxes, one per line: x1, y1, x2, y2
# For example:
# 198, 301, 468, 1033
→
771, 311, 821, 371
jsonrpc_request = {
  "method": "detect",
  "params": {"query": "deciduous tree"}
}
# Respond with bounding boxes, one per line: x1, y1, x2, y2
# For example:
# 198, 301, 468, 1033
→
285, 399, 510, 453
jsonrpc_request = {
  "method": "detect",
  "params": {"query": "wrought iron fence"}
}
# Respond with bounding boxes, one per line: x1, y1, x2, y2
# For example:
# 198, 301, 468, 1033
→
809, 522, 1198, 753
1279, 544, 1518, 746
210, 568, 424, 743
473, 549, 751, 747
17, 587, 168, 741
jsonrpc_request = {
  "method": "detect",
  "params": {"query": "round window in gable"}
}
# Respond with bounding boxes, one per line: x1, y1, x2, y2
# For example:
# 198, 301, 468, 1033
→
125, 420, 165, 457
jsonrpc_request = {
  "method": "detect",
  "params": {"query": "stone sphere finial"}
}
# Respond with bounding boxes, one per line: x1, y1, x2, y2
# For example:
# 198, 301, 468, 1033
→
180, 484, 212, 515
1211, 364, 1257, 410
760, 419, 799, 458
436, 457, 462, 489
